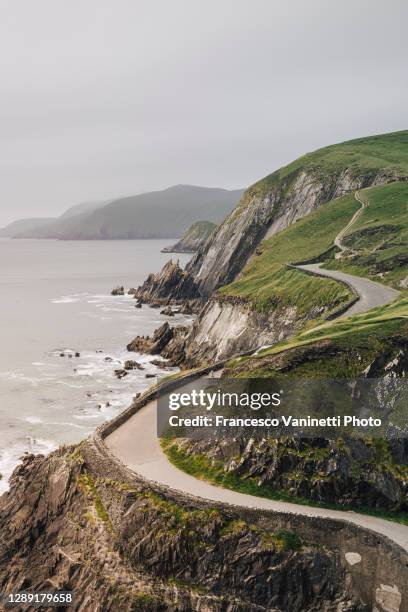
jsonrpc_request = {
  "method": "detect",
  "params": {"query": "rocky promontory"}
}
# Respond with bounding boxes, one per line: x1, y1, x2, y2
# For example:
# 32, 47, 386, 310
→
0, 440, 366, 611
161, 220, 216, 253
133, 260, 201, 310
127, 322, 189, 366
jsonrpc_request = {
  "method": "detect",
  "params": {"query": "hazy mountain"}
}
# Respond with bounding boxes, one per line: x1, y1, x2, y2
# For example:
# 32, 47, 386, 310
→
16, 185, 244, 240
59, 200, 109, 219
0, 217, 55, 237
1, 201, 107, 238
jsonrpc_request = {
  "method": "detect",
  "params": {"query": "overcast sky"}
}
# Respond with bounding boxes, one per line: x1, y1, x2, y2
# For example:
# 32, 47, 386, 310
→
0, 0, 407, 225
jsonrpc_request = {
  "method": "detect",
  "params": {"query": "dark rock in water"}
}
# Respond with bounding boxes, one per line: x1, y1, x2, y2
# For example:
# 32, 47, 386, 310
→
127, 322, 190, 366
127, 322, 173, 355
149, 359, 171, 369
134, 300, 142, 309
124, 360, 144, 371
111, 286, 124, 296
160, 305, 174, 316
114, 368, 128, 379
104, 356, 113, 362
134, 260, 200, 305
145, 373, 155, 378
128, 287, 137, 295
59, 353, 65, 357
75, 352, 80, 358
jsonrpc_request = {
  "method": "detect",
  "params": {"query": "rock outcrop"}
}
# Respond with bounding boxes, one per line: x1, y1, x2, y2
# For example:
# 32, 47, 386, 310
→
0, 443, 365, 611
111, 285, 125, 296
179, 295, 324, 367
178, 434, 408, 512
162, 220, 216, 253
127, 322, 189, 365
134, 260, 201, 307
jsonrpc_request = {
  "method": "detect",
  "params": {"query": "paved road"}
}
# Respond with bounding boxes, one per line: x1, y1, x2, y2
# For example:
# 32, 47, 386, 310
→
105, 189, 406, 551
295, 262, 400, 317
106, 395, 408, 551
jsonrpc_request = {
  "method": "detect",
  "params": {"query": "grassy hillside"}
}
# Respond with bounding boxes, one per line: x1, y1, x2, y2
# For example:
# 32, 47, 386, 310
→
218, 193, 359, 314
324, 181, 408, 287
247, 130, 408, 200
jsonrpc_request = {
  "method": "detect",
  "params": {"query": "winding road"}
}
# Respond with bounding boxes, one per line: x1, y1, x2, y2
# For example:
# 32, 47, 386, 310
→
105, 189, 407, 552
106, 390, 408, 551
295, 191, 399, 317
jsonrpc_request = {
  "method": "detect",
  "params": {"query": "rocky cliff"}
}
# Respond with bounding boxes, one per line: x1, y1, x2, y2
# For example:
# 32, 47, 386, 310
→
187, 167, 403, 297
0, 441, 364, 611
134, 260, 201, 306
135, 133, 408, 366
181, 296, 311, 366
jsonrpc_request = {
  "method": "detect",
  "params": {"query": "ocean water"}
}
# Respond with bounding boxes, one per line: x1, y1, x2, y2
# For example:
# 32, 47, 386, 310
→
0, 238, 191, 492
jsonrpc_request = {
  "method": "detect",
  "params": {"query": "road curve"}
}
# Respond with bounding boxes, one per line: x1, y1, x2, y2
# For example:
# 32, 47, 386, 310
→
105, 394, 408, 552
295, 189, 399, 317
295, 262, 400, 317
105, 189, 405, 551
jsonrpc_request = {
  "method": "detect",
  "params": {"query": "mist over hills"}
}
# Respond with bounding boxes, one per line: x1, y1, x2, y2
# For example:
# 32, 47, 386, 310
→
9, 185, 243, 240
0, 217, 55, 237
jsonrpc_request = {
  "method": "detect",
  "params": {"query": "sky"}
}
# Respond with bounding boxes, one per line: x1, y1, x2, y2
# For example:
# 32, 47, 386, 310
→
0, 0, 407, 226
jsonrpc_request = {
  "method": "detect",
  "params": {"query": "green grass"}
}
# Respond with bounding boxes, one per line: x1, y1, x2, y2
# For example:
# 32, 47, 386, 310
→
219, 193, 358, 314
246, 130, 408, 200
163, 443, 408, 527
324, 181, 408, 287
227, 295, 408, 379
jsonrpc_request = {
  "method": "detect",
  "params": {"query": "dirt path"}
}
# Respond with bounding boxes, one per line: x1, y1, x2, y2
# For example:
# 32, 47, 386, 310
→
295, 189, 399, 317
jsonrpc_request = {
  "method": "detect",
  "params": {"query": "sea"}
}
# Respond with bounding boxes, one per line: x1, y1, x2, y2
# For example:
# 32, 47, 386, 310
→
0, 238, 191, 493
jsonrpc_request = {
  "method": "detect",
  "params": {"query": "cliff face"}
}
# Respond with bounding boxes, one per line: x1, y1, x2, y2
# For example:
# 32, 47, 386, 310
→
134, 260, 201, 304
182, 297, 307, 366
0, 442, 364, 611
187, 168, 402, 297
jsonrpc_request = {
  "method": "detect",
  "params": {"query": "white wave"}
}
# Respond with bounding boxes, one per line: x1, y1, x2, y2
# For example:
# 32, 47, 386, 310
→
0, 437, 57, 494
22, 415, 43, 424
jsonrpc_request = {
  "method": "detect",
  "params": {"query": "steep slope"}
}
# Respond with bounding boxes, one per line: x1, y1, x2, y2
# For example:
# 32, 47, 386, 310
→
19, 186, 243, 240
0, 217, 55, 237
187, 131, 408, 297
162, 220, 216, 253
0, 441, 363, 611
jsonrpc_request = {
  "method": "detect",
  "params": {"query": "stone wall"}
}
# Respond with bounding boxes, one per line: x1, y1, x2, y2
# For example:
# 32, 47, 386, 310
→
95, 373, 408, 612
